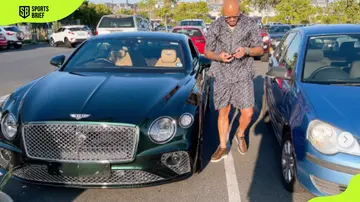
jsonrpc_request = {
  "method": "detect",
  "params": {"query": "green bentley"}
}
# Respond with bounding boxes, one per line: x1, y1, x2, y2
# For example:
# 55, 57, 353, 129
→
0, 31, 211, 188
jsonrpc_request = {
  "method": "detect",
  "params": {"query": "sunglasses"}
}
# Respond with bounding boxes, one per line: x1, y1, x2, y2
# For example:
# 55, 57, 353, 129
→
224, 15, 240, 21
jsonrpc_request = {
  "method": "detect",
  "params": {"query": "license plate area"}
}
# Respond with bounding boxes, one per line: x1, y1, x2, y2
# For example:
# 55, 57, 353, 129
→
48, 163, 111, 178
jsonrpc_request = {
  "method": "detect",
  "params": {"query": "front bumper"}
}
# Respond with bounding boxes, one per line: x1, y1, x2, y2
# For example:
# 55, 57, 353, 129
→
296, 147, 359, 196
70, 38, 88, 43
7, 40, 22, 45
0, 141, 195, 188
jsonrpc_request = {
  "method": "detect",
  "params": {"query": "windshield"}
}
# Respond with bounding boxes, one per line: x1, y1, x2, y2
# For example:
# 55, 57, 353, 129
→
4, 26, 20, 32
269, 26, 290, 34
172, 28, 203, 37
62, 38, 185, 72
180, 21, 203, 26
303, 34, 360, 84
98, 16, 135, 28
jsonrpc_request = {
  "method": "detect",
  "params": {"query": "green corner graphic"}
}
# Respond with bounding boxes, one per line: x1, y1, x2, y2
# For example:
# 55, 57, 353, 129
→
1, 0, 85, 25
309, 174, 360, 202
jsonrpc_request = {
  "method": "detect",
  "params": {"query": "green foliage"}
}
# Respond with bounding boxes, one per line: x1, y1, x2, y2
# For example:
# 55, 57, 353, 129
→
61, 1, 112, 28
318, 0, 360, 24
273, 0, 317, 24
172, 2, 210, 22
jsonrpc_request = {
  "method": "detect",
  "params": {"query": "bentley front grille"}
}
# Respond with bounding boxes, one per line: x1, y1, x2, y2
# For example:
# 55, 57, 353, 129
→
13, 165, 164, 186
22, 122, 139, 162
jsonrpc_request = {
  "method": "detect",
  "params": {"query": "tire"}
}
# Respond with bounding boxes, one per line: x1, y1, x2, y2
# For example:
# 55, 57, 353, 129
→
14, 44, 22, 49
64, 38, 72, 48
280, 133, 305, 193
261, 53, 270, 62
49, 38, 57, 47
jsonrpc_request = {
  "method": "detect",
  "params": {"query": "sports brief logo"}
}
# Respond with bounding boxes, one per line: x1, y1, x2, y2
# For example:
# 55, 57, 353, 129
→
19, 6, 50, 19
19, 6, 30, 19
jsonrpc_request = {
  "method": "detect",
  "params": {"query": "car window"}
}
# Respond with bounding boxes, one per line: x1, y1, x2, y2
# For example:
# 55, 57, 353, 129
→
172, 28, 203, 37
62, 38, 185, 72
302, 34, 360, 84
180, 21, 203, 26
68, 27, 86, 31
269, 26, 291, 34
98, 16, 135, 28
188, 39, 198, 60
282, 33, 301, 72
4, 26, 20, 32
275, 32, 297, 61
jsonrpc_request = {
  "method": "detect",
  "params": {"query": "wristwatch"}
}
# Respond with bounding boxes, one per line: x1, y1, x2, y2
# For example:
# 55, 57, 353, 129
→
245, 47, 250, 56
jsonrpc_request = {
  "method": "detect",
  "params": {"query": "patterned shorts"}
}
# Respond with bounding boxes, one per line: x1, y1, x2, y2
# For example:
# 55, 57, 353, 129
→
213, 79, 255, 110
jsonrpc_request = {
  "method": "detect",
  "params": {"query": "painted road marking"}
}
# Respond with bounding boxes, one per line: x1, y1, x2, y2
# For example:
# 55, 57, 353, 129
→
225, 151, 241, 202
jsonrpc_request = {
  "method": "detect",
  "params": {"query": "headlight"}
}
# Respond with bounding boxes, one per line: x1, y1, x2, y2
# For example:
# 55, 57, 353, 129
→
306, 120, 360, 156
148, 117, 177, 144
1, 113, 18, 140
179, 113, 194, 128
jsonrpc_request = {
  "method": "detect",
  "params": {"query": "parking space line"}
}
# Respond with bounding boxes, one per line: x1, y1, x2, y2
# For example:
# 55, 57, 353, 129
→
224, 151, 242, 202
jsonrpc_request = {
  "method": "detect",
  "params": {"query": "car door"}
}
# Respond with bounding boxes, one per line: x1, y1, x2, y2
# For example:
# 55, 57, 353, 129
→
266, 31, 299, 141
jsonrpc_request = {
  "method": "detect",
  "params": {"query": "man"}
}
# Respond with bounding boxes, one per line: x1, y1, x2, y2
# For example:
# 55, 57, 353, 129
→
204, 0, 264, 162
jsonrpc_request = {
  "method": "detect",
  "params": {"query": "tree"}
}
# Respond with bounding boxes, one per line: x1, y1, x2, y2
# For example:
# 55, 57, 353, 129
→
319, 0, 360, 24
273, 0, 317, 24
172, 2, 210, 22
250, 0, 281, 10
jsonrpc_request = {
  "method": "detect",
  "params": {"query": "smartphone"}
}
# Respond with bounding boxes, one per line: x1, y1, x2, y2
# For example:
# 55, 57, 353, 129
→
231, 50, 240, 55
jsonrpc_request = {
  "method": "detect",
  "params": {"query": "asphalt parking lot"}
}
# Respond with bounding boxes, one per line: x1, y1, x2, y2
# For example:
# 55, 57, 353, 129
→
0, 45, 314, 202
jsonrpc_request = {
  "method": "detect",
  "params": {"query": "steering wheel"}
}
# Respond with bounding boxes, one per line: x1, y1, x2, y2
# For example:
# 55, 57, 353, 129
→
94, 58, 114, 64
308, 65, 333, 80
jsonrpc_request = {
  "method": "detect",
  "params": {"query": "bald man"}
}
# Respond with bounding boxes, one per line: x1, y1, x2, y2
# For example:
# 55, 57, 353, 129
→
204, 0, 264, 162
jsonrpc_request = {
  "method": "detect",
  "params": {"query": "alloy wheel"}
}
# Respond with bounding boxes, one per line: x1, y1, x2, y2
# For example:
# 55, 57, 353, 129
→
281, 140, 295, 183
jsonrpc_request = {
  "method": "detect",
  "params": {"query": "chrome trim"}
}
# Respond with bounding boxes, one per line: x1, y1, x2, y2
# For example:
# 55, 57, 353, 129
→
21, 121, 140, 163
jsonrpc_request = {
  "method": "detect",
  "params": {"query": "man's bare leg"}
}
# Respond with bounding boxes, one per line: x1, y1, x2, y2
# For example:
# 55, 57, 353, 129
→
211, 105, 231, 162
236, 107, 254, 154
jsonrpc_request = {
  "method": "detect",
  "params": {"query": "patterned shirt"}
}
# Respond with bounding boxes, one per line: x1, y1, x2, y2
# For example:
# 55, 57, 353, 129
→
205, 14, 263, 83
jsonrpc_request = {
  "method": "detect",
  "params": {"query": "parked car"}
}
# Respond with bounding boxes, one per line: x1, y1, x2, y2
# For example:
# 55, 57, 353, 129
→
253, 17, 271, 62
262, 24, 360, 197
0, 31, 211, 188
267, 24, 291, 49
49, 25, 92, 48
0, 26, 24, 49
95, 14, 150, 35
172, 26, 206, 54
0, 33, 8, 49
179, 19, 207, 33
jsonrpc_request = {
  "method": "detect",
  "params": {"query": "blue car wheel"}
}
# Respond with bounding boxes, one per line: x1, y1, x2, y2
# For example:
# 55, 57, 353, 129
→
281, 132, 305, 193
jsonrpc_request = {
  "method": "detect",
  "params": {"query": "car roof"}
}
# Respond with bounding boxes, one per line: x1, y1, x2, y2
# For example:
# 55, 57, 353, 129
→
90, 31, 189, 42
172, 26, 203, 30
180, 19, 204, 22
294, 24, 360, 36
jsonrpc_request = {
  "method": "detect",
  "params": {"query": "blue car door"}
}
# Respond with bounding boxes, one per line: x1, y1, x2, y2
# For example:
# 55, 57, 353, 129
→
266, 32, 300, 141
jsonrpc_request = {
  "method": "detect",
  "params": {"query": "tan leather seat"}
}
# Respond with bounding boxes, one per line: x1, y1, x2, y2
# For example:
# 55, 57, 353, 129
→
303, 49, 331, 79
155, 49, 181, 67
350, 61, 360, 78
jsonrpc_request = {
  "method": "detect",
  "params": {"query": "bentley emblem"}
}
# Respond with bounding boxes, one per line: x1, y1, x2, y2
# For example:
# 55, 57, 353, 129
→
70, 114, 90, 120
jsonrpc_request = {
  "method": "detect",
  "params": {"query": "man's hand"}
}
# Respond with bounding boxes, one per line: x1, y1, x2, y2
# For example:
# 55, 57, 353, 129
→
232, 47, 246, 59
218, 52, 234, 62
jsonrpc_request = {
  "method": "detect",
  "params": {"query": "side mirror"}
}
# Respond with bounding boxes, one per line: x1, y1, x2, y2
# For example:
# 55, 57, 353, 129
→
266, 66, 292, 80
199, 54, 211, 72
50, 55, 66, 68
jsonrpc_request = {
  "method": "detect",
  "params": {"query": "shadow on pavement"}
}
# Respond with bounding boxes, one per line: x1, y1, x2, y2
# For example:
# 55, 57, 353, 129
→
246, 75, 293, 202
0, 43, 72, 54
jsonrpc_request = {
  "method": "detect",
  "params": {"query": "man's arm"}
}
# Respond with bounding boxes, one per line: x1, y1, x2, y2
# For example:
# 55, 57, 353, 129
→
247, 19, 264, 56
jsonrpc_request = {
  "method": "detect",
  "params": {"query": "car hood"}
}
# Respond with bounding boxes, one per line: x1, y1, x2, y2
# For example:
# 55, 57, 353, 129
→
21, 71, 188, 125
302, 83, 360, 137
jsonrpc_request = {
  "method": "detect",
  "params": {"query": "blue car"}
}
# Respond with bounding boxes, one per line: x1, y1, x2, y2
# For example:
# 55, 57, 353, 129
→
263, 24, 360, 196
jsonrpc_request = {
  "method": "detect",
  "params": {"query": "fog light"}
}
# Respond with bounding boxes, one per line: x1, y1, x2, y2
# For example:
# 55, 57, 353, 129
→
0, 148, 12, 169
166, 152, 181, 166
179, 113, 193, 128
161, 151, 191, 175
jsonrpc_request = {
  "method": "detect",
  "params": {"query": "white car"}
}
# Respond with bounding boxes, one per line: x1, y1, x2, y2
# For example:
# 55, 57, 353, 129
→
0, 26, 25, 49
179, 19, 207, 33
95, 14, 150, 35
49, 25, 92, 48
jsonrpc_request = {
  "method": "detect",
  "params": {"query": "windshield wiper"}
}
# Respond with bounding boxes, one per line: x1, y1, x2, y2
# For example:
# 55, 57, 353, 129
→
330, 83, 360, 86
